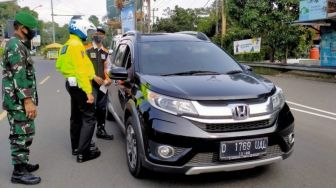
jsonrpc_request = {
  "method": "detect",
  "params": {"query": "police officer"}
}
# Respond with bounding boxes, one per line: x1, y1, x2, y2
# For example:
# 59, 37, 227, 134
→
1, 11, 41, 185
56, 17, 101, 163
86, 27, 113, 140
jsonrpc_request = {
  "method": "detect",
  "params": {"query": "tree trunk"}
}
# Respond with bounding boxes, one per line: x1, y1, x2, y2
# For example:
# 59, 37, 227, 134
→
269, 47, 275, 63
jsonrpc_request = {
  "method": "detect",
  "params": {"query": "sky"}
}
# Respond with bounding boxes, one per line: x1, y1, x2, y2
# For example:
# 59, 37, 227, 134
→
15, 0, 215, 26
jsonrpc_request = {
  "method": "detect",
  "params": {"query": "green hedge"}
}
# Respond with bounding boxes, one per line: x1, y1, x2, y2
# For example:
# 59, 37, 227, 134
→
0, 47, 4, 57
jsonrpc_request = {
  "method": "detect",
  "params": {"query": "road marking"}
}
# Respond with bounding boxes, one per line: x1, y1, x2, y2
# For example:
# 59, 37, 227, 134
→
290, 108, 336, 121
287, 101, 336, 116
0, 111, 7, 121
39, 76, 50, 85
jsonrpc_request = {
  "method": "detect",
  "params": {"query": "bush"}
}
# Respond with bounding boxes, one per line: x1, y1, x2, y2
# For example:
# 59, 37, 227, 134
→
0, 47, 4, 57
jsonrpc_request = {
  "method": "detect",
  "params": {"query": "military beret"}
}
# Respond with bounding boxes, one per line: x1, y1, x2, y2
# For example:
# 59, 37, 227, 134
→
15, 11, 38, 29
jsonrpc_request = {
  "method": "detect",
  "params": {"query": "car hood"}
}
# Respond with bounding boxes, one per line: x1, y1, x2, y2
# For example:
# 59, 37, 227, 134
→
140, 73, 275, 100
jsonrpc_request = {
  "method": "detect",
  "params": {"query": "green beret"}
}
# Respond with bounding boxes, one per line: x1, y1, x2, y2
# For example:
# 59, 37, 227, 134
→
15, 11, 38, 29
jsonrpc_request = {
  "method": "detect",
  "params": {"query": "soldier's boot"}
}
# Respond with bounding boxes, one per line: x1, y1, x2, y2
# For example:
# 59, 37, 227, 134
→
11, 164, 41, 185
25, 163, 39, 172
96, 125, 113, 140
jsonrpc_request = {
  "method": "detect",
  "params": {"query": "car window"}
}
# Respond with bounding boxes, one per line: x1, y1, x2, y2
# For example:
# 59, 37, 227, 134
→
113, 44, 127, 67
139, 41, 242, 75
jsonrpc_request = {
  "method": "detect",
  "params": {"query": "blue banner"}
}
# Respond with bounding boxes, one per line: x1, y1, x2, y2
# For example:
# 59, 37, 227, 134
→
320, 27, 336, 67
121, 4, 135, 33
299, 0, 327, 21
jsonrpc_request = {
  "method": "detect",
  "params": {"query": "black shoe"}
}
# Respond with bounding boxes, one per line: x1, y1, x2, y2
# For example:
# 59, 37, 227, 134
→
11, 165, 41, 185
77, 149, 101, 163
96, 127, 114, 140
72, 149, 78, 156
25, 163, 39, 173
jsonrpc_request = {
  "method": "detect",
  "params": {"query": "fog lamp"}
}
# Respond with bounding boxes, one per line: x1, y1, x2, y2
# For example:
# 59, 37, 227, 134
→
157, 145, 175, 159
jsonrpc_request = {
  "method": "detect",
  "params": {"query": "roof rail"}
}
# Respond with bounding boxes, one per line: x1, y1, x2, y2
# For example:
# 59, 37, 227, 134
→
176, 31, 210, 41
122, 30, 141, 40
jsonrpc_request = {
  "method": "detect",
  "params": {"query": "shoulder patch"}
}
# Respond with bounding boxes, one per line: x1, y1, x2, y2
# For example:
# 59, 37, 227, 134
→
61, 45, 68, 55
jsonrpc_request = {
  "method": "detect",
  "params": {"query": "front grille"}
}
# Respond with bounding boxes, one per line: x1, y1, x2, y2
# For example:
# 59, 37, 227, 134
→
186, 145, 283, 165
195, 120, 272, 133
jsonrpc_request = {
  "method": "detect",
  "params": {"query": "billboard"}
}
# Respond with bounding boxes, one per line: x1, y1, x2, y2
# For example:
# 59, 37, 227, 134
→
107, 0, 143, 19
299, 0, 328, 21
233, 38, 261, 55
121, 4, 135, 33
320, 26, 336, 66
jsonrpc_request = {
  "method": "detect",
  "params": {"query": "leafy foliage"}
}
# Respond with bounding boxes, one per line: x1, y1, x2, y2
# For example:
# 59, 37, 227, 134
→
152, 0, 313, 62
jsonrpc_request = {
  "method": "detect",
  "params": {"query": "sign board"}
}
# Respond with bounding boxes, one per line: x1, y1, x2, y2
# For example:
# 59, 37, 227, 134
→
233, 38, 261, 55
47, 50, 58, 59
320, 26, 336, 66
299, 0, 328, 21
121, 4, 135, 33
31, 35, 41, 47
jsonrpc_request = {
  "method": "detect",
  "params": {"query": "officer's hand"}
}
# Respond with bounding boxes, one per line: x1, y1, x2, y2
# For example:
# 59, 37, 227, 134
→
94, 76, 104, 85
104, 78, 112, 86
24, 98, 37, 120
87, 93, 94, 104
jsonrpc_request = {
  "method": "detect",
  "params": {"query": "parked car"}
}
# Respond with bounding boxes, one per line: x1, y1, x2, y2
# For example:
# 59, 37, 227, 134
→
106, 31, 295, 178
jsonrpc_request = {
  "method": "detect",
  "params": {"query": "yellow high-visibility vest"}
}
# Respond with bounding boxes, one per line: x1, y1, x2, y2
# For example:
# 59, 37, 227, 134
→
56, 34, 95, 94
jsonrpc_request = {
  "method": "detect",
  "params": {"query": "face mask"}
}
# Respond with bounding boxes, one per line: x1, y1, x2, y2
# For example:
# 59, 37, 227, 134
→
93, 35, 104, 44
23, 27, 36, 41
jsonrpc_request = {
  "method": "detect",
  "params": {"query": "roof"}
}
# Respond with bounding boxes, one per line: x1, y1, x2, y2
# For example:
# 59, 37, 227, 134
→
140, 33, 208, 42
45, 43, 62, 49
121, 32, 210, 43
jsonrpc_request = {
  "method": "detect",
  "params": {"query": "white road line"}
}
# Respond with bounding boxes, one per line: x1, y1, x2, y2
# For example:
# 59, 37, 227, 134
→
39, 76, 50, 85
290, 108, 336, 121
287, 101, 336, 117
0, 111, 7, 121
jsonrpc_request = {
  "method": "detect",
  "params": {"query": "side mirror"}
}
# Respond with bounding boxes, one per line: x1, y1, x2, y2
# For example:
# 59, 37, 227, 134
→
109, 67, 128, 80
241, 64, 252, 71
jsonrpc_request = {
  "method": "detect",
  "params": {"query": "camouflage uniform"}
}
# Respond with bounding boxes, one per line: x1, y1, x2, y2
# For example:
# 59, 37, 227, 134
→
1, 34, 38, 165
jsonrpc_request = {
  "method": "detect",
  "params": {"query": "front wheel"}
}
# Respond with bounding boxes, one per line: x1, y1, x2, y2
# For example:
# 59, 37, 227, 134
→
125, 117, 146, 178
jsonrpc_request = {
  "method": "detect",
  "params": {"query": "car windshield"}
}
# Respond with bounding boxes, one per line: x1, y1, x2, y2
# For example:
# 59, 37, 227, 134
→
139, 41, 242, 76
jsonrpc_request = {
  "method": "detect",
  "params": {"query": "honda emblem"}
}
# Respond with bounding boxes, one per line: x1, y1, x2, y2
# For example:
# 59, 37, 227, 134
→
232, 105, 249, 120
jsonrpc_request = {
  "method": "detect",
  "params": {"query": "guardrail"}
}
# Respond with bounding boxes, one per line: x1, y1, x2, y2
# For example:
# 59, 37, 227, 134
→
242, 62, 336, 74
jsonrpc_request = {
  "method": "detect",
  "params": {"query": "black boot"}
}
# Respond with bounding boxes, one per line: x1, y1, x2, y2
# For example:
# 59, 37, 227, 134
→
96, 125, 113, 140
11, 164, 41, 185
77, 148, 101, 163
25, 163, 39, 173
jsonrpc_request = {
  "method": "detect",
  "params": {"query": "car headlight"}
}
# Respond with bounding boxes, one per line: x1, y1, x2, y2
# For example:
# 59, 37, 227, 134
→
147, 90, 198, 116
271, 87, 285, 111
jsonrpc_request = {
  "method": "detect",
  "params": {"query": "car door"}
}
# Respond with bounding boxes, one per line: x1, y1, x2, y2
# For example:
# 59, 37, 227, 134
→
109, 43, 127, 120
119, 46, 133, 114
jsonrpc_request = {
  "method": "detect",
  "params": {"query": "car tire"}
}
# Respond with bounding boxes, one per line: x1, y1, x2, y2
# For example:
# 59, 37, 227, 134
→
106, 109, 115, 121
125, 117, 146, 178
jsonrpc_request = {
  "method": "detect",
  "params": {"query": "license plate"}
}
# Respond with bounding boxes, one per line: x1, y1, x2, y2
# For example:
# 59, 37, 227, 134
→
219, 138, 268, 160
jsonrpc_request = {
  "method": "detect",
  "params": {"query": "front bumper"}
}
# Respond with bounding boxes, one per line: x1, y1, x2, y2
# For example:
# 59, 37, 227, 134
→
138, 103, 295, 175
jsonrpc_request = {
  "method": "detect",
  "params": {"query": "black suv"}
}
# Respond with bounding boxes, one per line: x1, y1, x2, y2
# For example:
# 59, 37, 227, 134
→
107, 31, 294, 177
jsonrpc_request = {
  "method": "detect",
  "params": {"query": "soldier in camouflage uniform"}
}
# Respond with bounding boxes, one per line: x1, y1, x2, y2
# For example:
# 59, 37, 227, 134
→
1, 11, 41, 185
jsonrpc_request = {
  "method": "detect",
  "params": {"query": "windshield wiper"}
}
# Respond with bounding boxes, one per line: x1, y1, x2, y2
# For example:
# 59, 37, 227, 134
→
225, 70, 243, 75
161, 70, 221, 76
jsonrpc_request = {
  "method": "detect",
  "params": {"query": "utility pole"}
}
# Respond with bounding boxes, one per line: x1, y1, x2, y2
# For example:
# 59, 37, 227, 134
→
134, 0, 137, 31
215, 0, 219, 35
51, 0, 55, 43
147, 0, 151, 33
221, 0, 227, 48
151, 8, 158, 32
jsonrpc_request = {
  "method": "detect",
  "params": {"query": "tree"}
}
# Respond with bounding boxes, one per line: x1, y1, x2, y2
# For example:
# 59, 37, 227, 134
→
153, 6, 199, 32
89, 15, 100, 27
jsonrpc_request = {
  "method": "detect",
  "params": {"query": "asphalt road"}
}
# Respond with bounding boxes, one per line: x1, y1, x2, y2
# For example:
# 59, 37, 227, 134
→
0, 57, 335, 188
